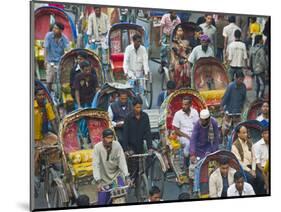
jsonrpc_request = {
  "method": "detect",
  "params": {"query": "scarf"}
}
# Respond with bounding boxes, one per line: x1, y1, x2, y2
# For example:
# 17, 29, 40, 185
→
207, 119, 215, 145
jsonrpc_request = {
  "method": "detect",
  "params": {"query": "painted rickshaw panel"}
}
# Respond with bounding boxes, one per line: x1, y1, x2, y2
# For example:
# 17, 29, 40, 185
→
193, 57, 229, 107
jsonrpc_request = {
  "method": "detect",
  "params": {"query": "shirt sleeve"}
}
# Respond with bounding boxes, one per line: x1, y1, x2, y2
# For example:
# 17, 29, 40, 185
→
172, 112, 180, 128
142, 48, 150, 75
122, 116, 129, 151
243, 44, 248, 60
108, 105, 117, 127
188, 48, 196, 64
231, 144, 251, 172
123, 47, 130, 74
189, 123, 199, 156
46, 102, 56, 121
209, 171, 218, 198
160, 15, 166, 26
118, 144, 129, 177
213, 120, 220, 152
144, 114, 152, 149
63, 36, 70, 50
221, 84, 231, 109
92, 145, 101, 182
253, 144, 261, 164
222, 26, 227, 38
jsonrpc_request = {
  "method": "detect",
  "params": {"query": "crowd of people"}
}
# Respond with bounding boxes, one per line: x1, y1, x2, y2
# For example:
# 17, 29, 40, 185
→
34, 4, 270, 207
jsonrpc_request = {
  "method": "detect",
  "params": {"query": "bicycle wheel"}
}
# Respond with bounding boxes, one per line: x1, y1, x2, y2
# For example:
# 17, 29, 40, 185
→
51, 183, 68, 208
136, 174, 149, 202
142, 75, 153, 109
150, 156, 165, 198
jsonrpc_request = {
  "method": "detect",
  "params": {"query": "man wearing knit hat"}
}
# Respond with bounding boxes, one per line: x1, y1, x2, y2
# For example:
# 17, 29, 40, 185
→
188, 34, 215, 88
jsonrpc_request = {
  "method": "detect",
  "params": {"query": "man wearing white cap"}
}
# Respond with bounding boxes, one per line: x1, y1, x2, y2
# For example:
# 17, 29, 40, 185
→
188, 109, 220, 194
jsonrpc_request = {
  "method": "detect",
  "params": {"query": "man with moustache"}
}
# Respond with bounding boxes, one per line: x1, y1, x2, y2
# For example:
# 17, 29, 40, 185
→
93, 128, 131, 205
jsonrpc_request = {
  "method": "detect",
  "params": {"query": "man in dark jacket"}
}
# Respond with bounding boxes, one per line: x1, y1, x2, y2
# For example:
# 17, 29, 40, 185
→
108, 90, 133, 147
123, 97, 153, 154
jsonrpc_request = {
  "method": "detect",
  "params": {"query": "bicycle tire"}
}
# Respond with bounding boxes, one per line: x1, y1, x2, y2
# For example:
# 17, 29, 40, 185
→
150, 156, 165, 198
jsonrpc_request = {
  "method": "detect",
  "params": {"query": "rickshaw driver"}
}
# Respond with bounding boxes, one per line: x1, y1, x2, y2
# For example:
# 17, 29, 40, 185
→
34, 88, 59, 181
93, 128, 132, 205
123, 34, 150, 95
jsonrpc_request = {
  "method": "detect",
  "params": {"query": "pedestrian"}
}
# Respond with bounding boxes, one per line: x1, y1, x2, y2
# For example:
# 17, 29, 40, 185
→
249, 34, 268, 100
226, 29, 248, 81
199, 14, 217, 54
215, 15, 228, 61
223, 16, 241, 57
148, 186, 161, 202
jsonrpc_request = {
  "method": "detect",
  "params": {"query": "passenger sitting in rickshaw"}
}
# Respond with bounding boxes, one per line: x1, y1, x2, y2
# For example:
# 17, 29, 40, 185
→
73, 60, 99, 144
172, 97, 199, 183
92, 128, 132, 205
73, 60, 99, 109
123, 34, 150, 94
34, 88, 58, 178
227, 171, 255, 197
108, 90, 133, 147
70, 51, 98, 100
171, 26, 192, 88
231, 125, 265, 195
209, 156, 236, 198
256, 101, 269, 127
157, 80, 176, 107
189, 109, 220, 194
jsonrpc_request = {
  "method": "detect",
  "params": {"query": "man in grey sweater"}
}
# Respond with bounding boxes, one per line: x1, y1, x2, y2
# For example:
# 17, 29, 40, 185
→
93, 128, 131, 205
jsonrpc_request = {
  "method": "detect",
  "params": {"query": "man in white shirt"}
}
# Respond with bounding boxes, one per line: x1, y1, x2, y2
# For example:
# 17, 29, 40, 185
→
227, 29, 248, 81
256, 102, 269, 126
199, 14, 217, 54
253, 127, 269, 171
188, 34, 214, 88
172, 96, 199, 158
123, 33, 150, 79
188, 34, 215, 66
227, 171, 255, 197
223, 16, 241, 56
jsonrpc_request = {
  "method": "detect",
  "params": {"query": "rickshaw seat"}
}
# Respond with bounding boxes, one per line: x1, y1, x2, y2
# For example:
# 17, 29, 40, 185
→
199, 90, 225, 106
68, 149, 94, 177
110, 53, 124, 73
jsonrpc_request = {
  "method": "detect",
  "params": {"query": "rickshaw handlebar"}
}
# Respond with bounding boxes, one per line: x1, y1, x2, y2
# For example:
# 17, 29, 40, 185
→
127, 153, 151, 158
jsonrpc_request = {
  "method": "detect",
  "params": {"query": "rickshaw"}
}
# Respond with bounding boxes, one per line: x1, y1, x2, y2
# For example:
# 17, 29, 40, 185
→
57, 48, 104, 115
34, 6, 77, 80
242, 99, 265, 121
227, 120, 264, 151
91, 82, 136, 111
159, 22, 197, 90
193, 150, 246, 198
156, 89, 206, 188
108, 23, 153, 109
50, 108, 129, 207
193, 57, 229, 119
